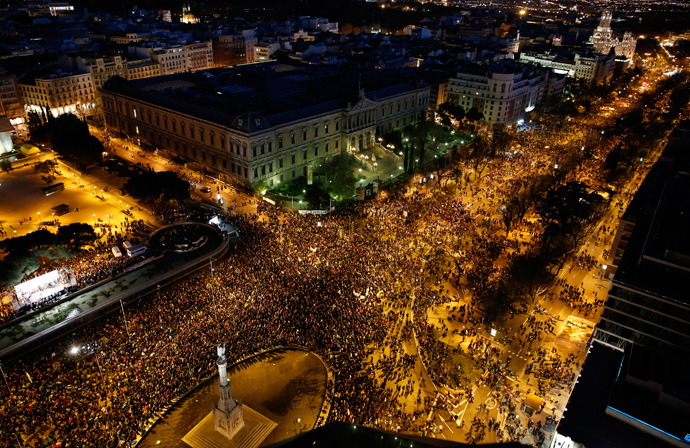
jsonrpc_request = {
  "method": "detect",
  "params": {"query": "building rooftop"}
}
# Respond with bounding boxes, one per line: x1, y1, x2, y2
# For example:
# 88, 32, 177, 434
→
615, 125, 690, 306
101, 61, 426, 133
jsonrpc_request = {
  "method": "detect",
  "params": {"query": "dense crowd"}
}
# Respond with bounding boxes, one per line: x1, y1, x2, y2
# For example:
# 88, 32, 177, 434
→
0, 73, 666, 448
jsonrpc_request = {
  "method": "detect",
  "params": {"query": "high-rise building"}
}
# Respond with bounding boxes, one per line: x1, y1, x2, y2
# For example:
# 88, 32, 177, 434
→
573, 124, 690, 448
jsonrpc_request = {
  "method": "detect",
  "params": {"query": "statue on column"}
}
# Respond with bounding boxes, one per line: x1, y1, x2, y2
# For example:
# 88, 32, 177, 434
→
212, 344, 244, 440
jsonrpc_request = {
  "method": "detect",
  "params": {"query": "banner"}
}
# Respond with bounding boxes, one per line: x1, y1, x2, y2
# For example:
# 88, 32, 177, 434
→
307, 165, 313, 185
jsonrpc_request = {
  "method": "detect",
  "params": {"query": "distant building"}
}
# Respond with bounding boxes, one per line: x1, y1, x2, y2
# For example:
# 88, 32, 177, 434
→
0, 68, 24, 123
126, 58, 161, 80
20, 72, 95, 117
110, 33, 151, 45
591, 11, 637, 59
519, 47, 616, 85
446, 61, 564, 124
99, 62, 429, 188
213, 31, 257, 67
181, 3, 199, 24
72, 56, 128, 107
150, 41, 214, 75
254, 43, 281, 62
161, 10, 172, 23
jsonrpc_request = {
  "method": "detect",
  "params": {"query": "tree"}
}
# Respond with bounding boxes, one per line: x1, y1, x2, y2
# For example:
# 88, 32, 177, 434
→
57, 223, 97, 247
51, 114, 103, 165
317, 154, 357, 200
124, 171, 191, 202
537, 182, 602, 255
465, 107, 485, 123
437, 102, 465, 128
305, 185, 330, 209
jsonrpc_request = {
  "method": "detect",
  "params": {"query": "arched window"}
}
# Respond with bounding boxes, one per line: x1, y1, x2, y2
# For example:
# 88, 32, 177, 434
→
163, 116, 168, 129
180, 122, 186, 136
209, 131, 215, 146
155, 113, 160, 126
219, 134, 225, 149
199, 128, 205, 142
190, 125, 195, 139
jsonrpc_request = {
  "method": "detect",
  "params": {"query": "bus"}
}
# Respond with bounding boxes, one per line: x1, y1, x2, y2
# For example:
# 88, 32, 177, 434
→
42, 182, 65, 196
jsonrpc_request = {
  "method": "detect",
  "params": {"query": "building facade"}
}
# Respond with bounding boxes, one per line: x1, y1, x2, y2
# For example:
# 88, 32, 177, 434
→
20, 72, 96, 117
0, 69, 24, 122
213, 31, 257, 67
594, 127, 690, 354
591, 10, 637, 60
446, 62, 562, 124
100, 63, 429, 189
519, 49, 616, 85
126, 59, 161, 80
151, 41, 214, 75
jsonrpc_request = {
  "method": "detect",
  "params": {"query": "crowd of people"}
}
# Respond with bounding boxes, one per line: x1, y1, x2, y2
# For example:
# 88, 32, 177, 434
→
0, 71, 666, 448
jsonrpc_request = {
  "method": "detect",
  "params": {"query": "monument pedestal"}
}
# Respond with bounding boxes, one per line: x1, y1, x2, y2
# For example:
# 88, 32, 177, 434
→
182, 405, 276, 448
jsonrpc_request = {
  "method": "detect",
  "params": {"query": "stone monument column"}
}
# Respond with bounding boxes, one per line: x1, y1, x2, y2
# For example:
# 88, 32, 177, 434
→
213, 344, 244, 439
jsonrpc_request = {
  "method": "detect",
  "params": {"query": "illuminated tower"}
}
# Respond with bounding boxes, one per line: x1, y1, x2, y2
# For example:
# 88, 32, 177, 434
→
592, 10, 614, 55
212, 344, 244, 440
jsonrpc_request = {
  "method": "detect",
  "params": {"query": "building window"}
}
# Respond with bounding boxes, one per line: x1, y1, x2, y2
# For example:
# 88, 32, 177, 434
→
210, 132, 215, 146
261, 144, 265, 155
180, 122, 185, 135
190, 125, 195, 139
302, 129, 307, 141
199, 129, 204, 142
279, 158, 284, 168
278, 136, 283, 149
219, 135, 224, 149
325, 123, 329, 134
335, 140, 339, 149
211, 154, 216, 165
254, 168, 258, 178
325, 142, 329, 153
291, 133, 295, 145
261, 165, 266, 175
192, 147, 197, 157
303, 150, 307, 161
314, 124, 319, 138
291, 154, 296, 164
335, 119, 339, 131
172, 120, 177, 132
315, 146, 319, 157
132, 107, 137, 118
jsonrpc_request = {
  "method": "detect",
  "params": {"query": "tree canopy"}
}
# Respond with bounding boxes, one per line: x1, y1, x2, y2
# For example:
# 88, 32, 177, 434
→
51, 114, 104, 164
124, 170, 191, 202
